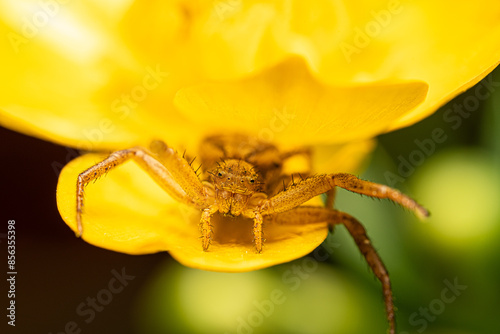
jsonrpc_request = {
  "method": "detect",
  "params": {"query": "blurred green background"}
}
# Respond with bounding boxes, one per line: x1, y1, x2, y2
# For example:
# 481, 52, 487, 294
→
1, 69, 499, 334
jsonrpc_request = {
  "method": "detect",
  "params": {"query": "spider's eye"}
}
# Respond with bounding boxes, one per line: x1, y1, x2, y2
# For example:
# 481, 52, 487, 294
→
250, 179, 255, 184
217, 172, 223, 177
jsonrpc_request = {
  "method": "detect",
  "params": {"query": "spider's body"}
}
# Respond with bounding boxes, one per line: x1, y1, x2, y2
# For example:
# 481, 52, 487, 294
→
75, 133, 428, 334
208, 159, 262, 216
202, 134, 286, 217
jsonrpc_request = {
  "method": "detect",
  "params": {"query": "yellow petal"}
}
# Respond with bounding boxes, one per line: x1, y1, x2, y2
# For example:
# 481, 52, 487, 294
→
187, 0, 500, 128
169, 215, 328, 273
186, 0, 349, 80
317, 1, 500, 130
0, 2, 126, 149
174, 57, 428, 146
5, 1, 494, 150
57, 153, 185, 254
57, 152, 328, 271
312, 139, 376, 175
0, 1, 194, 151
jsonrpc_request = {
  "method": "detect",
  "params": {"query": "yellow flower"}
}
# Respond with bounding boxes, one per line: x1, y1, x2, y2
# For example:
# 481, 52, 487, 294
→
0, 0, 499, 272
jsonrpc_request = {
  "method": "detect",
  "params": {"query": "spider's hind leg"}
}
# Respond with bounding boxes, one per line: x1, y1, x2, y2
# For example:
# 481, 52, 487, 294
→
338, 211, 396, 334
270, 207, 396, 334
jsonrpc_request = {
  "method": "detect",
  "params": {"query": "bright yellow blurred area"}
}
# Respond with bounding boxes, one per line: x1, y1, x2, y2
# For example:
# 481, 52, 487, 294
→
1, 0, 500, 150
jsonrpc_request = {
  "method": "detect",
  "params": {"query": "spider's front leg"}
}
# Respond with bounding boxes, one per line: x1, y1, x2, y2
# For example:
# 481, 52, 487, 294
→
258, 174, 429, 334
200, 206, 218, 250
149, 140, 223, 251
76, 142, 212, 237
272, 207, 397, 334
260, 173, 428, 218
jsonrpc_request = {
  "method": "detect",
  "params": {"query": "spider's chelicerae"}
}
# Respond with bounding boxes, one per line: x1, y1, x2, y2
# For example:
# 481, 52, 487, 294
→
75, 133, 428, 334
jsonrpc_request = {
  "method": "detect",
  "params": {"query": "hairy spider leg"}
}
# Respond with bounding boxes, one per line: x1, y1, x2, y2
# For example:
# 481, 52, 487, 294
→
253, 211, 264, 252
325, 189, 336, 209
236, 207, 266, 253
149, 140, 223, 250
243, 147, 313, 251
257, 174, 428, 334
331, 173, 429, 218
76, 145, 211, 237
266, 147, 312, 196
271, 206, 396, 334
259, 173, 429, 218
200, 206, 218, 250
149, 140, 212, 206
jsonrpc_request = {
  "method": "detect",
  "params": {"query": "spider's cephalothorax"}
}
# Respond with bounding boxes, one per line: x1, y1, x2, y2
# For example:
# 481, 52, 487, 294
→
208, 159, 262, 216
200, 134, 284, 217
75, 133, 428, 334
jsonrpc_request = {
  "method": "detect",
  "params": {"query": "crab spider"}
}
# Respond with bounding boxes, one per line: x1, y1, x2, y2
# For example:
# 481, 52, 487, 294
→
75, 134, 428, 334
